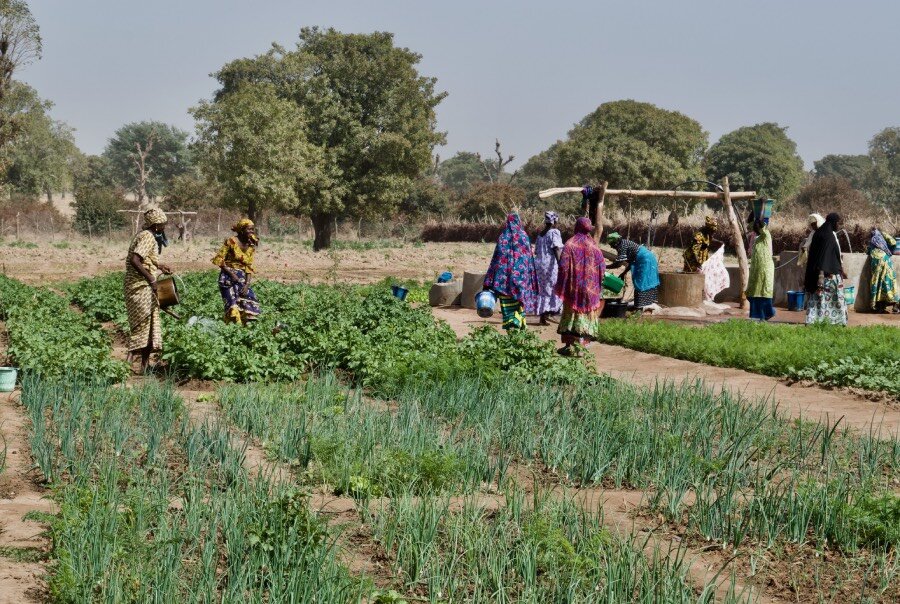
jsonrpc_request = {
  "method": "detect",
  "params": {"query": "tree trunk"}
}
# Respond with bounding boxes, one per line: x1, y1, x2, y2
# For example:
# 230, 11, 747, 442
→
311, 213, 335, 251
247, 199, 258, 222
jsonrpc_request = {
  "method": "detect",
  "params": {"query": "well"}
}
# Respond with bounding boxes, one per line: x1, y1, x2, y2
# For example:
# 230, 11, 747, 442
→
429, 281, 462, 307
658, 272, 704, 308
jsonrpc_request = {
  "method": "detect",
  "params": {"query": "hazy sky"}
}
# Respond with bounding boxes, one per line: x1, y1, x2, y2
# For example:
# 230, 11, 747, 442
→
23, 1, 900, 170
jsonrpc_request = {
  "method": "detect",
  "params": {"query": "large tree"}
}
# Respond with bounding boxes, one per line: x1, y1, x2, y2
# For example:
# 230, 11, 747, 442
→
705, 122, 804, 201
103, 121, 191, 205
204, 27, 446, 250
0, 1, 41, 103
865, 127, 900, 213
437, 151, 490, 195
813, 154, 871, 189
553, 100, 708, 195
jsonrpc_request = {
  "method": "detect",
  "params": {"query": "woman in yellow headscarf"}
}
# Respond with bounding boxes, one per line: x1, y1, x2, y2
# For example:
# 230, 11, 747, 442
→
125, 208, 173, 372
212, 218, 261, 324
683, 216, 723, 272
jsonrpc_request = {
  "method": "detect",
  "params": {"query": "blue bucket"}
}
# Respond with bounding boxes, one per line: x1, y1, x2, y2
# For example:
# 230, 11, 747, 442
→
437, 271, 453, 283
391, 285, 409, 301
475, 290, 496, 318
787, 290, 805, 311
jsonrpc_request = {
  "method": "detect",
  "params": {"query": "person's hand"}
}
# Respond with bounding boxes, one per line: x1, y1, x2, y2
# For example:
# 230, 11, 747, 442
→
149, 280, 159, 294
619, 271, 628, 279
159, 264, 173, 275
240, 285, 249, 297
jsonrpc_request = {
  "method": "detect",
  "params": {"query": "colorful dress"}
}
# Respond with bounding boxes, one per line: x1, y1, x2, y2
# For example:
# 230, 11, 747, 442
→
868, 230, 898, 310
124, 230, 162, 352
556, 218, 605, 346
746, 226, 775, 321
683, 231, 711, 272
212, 237, 261, 324
614, 239, 659, 307
533, 228, 563, 315
484, 214, 538, 330
804, 214, 847, 325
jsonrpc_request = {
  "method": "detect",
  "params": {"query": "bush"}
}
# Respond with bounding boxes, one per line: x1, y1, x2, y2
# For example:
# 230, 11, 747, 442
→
790, 176, 877, 222
72, 186, 127, 236
457, 182, 525, 221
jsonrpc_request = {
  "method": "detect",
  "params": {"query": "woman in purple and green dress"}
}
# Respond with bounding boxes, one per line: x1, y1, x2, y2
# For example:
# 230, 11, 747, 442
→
212, 218, 261, 324
555, 217, 605, 356
484, 213, 538, 331
533, 211, 564, 325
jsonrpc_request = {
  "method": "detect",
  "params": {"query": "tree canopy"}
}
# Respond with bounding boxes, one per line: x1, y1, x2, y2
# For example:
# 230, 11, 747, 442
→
813, 154, 871, 189
102, 121, 192, 202
0, 0, 41, 103
437, 151, 489, 195
199, 27, 446, 250
705, 122, 804, 201
552, 100, 708, 192
865, 127, 900, 213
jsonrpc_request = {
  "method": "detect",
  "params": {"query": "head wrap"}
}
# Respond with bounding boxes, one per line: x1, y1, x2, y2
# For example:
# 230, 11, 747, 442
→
606, 231, 622, 245
232, 218, 255, 233
869, 228, 893, 256
544, 211, 558, 225
808, 213, 825, 229
144, 208, 167, 227
555, 217, 604, 313
704, 216, 718, 230
483, 214, 538, 312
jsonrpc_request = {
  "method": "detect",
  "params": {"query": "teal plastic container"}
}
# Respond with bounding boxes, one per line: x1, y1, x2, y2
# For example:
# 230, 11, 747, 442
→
0, 367, 18, 392
602, 273, 625, 294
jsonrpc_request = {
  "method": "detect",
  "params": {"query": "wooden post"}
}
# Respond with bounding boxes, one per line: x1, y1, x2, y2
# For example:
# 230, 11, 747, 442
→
590, 181, 607, 242
720, 177, 749, 309
15, 213, 19, 241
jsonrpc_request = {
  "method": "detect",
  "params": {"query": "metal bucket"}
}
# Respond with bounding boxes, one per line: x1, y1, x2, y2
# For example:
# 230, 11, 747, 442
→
156, 275, 180, 309
475, 290, 496, 318
0, 367, 18, 392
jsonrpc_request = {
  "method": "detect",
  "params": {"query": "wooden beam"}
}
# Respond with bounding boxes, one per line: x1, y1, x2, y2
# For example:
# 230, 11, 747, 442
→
539, 187, 757, 200
720, 176, 749, 309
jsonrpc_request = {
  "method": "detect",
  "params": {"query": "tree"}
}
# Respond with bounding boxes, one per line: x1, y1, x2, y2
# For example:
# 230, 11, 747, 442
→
192, 82, 320, 223
705, 122, 804, 201
813, 154, 871, 189
553, 100, 708, 198
437, 152, 490, 195
792, 176, 876, 221
457, 182, 525, 221
865, 127, 900, 213
517, 143, 565, 208
103, 121, 191, 205
206, 27, 446, 250
0, 1, 41, 104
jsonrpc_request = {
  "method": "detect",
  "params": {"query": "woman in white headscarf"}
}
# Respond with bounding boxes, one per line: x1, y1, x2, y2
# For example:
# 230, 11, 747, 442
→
798, 213, 825, 268
533, 210, 564, 324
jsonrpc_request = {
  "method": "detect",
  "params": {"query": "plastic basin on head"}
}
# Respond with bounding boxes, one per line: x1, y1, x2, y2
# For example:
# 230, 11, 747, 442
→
0, 367, 17, 392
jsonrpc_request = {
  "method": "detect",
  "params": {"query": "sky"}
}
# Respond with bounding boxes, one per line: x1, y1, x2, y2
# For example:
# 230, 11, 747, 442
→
22, 0, 900, 170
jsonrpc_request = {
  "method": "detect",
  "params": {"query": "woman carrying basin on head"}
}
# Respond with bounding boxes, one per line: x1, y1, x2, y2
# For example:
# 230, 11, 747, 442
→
555, 217, 605, 356
213, 218, 261, 324
746, 219, 775, 321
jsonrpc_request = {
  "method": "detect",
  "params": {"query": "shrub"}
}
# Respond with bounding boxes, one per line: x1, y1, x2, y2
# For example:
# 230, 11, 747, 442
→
72, 186, 128, 236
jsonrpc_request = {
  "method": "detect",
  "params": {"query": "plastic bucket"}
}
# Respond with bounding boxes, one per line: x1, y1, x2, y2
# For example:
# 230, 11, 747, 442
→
843, 285, 856, 306
602, 273, 625, 294
752, 198, 774, 220
437, 271, 453, 283
475, 290, 496, 318
787, 290, 806, 311
0, 367, 18, 392
391, 285, 409, 301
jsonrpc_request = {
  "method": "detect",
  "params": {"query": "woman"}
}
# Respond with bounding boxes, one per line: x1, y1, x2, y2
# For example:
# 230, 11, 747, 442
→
533, 211, 564, 324
746, 219, 775, 321
212, 218, 261, 324
555, 217, 605, 356
484, 212, 537, 331
798, 213, 825, 269
683, 216, 723, 272
804, 212, 847, 325
606, 232, 660, 308
867, 228, 899, 313
124, 208, 172, 373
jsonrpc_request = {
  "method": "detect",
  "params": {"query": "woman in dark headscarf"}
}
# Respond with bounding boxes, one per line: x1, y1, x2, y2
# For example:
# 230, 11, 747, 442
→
804, 212, 848, 325
484, 212, 538, 330
867, 228, 899, 313
555, 217, 605, 356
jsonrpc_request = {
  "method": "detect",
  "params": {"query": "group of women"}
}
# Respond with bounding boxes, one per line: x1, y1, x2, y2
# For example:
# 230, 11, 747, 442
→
484, 210, 660, 356
124, 208, 261, 372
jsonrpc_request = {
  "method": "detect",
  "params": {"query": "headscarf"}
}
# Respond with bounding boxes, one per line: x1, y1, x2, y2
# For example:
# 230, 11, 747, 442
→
869, 228, 893, 256
606, 231, 622, 246
144, 208, 167, 227
231, 218, 259, 245
808, 213, 825, 229
704, 216, 718, 230
484, 214, 537, 311
544, 211, 558, 225
804, 212, 842, 292
555, 217, 605, 313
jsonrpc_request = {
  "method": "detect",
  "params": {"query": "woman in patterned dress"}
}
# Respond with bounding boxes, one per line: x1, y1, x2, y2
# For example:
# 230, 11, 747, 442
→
804, 213, 848, 325
606, 232, 660, 308
212, 218, 261, 324
555, 217, 605, 356
867, 228, 899, 313
533, 211, 564, 325
484, 212, 537, 331
124, 208, 173, 373
683, 216, 723, 272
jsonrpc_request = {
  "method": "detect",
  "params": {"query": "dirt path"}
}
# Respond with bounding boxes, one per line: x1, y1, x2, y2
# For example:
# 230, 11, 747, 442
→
432, 306, 900, 436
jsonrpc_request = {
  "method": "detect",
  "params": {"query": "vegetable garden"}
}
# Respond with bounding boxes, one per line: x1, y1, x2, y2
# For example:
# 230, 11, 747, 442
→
0, 271, 898, 602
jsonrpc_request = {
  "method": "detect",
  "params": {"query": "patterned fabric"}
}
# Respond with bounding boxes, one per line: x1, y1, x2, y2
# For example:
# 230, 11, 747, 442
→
558, 303, 602, 345
614, 239, 640, 264
555, 217, 605, 313
683, 230, 711, 272
124, 230, 162, 352
615, 240, 660, 294
868, 247, 898, 309
634, 286, 658, 308
499, 295, 526, 330
804, 213, 843, 293
212, 237, 256, 275
484, 214, 538, 313
749, 297, 775, 321
746, 226, 774, 298
534, 228, 563, 315
869, 228, 893, 256
232, 218, 255, 233
806, 275, 848, 325
544, 211, 558, 225
218, 269, 261, 324
700, 247, 730, 301
144, 208, 167, 226
705, 216, 718, 230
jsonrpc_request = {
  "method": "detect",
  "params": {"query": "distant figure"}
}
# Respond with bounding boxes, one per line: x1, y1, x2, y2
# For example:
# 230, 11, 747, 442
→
555, 217, 605, 356
213, 218, 261, 324
533, 211, 564, 325
606, 232, 660, 308
683, 216, 723, 272
746, 219, 775, 321
867, 228, 899, 313
124, 208, 173, 373
484, 212, 537, 331
798, 213, 825, 269
804, 213, 847, 325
